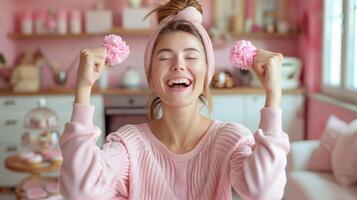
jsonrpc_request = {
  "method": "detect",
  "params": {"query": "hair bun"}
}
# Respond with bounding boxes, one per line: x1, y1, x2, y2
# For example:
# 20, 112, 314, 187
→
151, 0, 203, 24
175, 6, 202, 24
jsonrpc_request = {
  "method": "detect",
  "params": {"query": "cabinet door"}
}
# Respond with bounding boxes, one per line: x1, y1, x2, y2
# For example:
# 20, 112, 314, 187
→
46, 95, 105, 147
211, 95, 245, 124
244, 95, 265, 133
281, 95, 305, 141
0, 96, 38, 144
0, 95, 105, 187
0, 96, 38, 113
0, 116, 25, 144
244, 94, 305, 140
91, 95, 105, 146
46, 96, 74, 134
0, 144, 27, 186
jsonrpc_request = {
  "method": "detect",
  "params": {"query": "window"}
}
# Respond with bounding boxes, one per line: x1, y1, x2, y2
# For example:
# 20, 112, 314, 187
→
323, 0, 357, 104
351, 0, 357, 89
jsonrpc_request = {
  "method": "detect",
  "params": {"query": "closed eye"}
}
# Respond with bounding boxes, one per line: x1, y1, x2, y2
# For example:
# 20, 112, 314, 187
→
159, 58, 172, 61
185, 57, 197, 60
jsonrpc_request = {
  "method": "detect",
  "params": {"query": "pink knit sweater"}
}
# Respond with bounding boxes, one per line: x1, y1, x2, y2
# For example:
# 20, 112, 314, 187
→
59, 104, 290, 200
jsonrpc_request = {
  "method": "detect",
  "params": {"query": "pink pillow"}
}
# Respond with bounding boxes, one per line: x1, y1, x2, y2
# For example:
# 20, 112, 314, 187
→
331, 119, 357, 186
308, 115, 348, 171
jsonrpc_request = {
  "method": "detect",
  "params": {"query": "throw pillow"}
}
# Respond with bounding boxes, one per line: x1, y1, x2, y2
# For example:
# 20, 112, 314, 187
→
308, 115, 348, 171
331, 119, 357, 186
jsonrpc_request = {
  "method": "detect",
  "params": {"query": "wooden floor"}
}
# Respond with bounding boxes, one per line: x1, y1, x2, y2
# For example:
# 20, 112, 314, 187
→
0, 192, 15, 200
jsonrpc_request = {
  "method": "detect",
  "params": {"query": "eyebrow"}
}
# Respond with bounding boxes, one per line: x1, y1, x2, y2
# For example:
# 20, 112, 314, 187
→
156, 48, 201, 55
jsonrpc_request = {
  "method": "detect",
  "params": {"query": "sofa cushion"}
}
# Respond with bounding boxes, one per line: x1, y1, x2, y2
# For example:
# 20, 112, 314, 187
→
308, 116, 348, 172
287, 140, 319, 173
285, 171, 357, 200
332, 119, 357, 186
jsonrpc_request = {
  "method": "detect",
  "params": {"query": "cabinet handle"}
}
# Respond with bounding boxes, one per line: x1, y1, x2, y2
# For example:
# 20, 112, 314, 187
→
5, 119, 18, 126
3, 100, 15, 106
5, 145, 18, 152
128, 98, 135, 105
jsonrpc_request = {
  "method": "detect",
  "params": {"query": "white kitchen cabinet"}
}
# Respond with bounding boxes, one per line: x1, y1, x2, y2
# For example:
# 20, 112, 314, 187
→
211, 95, 245, 124
0, 95, 105, 145
45, 95, 105, 146
244, 95, 265, 132
0, 95, 104, 187
0, 143, 27, 187
0, 97, 38, 113
281, 94, 305, 141
0, 96, 38, 144
210, 94, 305, 141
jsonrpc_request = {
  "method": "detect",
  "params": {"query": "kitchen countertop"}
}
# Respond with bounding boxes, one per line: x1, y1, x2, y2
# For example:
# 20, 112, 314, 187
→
0, 87, 306, 96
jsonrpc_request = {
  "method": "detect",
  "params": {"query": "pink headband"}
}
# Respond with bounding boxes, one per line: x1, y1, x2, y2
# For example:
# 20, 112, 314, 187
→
144, 6, 215, 84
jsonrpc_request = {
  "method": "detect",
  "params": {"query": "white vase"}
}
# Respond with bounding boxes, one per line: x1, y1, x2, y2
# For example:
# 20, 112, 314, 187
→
129, 0, 142, 8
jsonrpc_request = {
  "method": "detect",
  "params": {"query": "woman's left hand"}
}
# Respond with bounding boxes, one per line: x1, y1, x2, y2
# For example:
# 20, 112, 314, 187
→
253, 49, 283, 107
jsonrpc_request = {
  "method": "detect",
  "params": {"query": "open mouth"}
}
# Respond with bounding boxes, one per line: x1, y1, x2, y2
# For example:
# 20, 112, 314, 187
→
166, 78, 192, 88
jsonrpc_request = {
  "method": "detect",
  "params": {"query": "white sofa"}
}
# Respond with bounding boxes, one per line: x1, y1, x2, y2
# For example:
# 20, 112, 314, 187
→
284, 140, 357, 200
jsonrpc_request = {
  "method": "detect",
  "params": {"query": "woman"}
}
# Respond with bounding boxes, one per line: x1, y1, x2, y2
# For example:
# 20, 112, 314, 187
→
59, 0, 290, 199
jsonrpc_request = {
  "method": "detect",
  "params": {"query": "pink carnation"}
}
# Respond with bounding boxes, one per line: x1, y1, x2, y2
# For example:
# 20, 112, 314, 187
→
229, 40, 257, 70
102, 34, 130, 66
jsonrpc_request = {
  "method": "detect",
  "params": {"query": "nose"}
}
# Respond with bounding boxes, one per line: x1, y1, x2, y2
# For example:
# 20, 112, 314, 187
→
171, 57, 186, 71
171, 65, 185, 71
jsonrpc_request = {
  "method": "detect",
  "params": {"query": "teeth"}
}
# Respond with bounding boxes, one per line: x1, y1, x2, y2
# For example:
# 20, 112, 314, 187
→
168, 78, 190, 87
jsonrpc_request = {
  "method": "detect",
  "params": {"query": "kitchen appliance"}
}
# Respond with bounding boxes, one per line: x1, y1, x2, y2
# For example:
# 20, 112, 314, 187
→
104, 95, 149, 134
121, 66, 141, 88
250, 57, 302, 89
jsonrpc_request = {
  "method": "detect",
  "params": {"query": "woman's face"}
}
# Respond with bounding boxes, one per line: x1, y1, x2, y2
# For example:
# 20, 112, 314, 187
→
150, 31, 207, 108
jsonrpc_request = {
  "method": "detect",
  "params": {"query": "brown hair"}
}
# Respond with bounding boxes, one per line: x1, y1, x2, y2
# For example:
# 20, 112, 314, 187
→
146, 0, 212, 120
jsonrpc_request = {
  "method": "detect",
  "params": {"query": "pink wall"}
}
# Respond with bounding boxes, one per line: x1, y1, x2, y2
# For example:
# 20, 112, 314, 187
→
288, 0, 323, 93
4, 0, 353, 139
0, 0, 16, 64
0, 0, 212, 88
0, 0, 299, 89
0, 0, 16, 88
298, 0, 323, 93
307, 97, 357, 139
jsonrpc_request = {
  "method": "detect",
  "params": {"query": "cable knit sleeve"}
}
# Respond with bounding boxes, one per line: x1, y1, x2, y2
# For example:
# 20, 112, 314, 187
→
229, 107, 290, 200
59, 104, 129, 200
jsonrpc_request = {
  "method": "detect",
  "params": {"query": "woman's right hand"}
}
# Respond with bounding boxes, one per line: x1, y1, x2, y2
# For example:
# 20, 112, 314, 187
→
75, 48, 108, 104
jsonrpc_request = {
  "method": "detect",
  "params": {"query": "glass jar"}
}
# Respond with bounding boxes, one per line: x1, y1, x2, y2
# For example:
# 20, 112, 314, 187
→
57, 9, 67, 34
21, 11, 33, 35
22, 98, 60, 152
34, 11, 47, 34
69, 9, 81, 34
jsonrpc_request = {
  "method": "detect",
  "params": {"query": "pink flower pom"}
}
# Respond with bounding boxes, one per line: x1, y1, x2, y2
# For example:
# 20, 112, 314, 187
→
102, 34, 130, 66
229, 40, 257, 70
